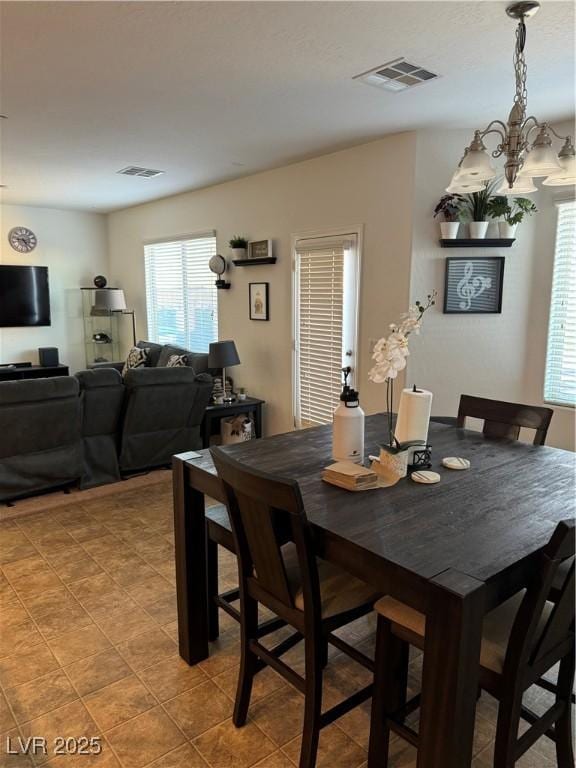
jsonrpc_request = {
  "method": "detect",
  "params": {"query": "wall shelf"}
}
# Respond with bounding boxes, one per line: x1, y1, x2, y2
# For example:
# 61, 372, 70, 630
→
232, 257, 277, 266
439, 238, 515, 248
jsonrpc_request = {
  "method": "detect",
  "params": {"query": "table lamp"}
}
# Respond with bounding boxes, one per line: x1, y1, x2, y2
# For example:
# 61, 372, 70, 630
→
208, 340, 240, 403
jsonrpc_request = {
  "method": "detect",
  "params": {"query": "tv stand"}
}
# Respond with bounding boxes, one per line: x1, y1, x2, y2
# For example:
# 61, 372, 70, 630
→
0, 364, 69, 382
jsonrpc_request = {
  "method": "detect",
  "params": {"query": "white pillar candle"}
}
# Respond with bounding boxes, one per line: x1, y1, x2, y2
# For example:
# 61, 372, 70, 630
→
394, 388, 433, 450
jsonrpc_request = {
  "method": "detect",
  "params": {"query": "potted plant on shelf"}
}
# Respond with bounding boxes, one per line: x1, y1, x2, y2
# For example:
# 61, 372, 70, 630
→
229, 235, 248, 260
463, 181, 497, 239
433, 194, 463, 239
487, 196, 538, 239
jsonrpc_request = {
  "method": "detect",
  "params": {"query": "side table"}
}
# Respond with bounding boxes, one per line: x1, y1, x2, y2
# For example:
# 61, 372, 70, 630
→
202, 397, 265, 449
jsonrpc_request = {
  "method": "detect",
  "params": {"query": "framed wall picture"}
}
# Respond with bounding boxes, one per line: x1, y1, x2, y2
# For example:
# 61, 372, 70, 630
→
443, 257, 505, 314
248, 239, 272, 260
249, 282, 269, 321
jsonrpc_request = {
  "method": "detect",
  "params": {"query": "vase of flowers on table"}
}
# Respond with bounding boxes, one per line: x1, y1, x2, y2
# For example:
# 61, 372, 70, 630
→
368, 292, 436, 481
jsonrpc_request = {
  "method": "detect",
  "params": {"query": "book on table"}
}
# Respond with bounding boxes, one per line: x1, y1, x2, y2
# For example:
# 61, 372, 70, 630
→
322, 461, 380, 491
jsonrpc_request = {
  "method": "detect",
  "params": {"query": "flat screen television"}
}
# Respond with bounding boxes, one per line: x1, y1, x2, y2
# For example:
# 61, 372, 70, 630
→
0, 265, 51, 327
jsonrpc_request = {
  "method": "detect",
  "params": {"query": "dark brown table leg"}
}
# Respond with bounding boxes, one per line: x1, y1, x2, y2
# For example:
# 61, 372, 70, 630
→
202, 412, 212, 449
417, 569, 486, 768
173, 457, 210, 665
254, 404, 262, 438
207, 536, 220, 641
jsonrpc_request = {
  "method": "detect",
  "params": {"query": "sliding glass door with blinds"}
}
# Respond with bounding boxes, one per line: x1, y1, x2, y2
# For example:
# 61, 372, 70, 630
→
544, 200, 576, 407
144, 233, 218, 353
294, 234, 360, 428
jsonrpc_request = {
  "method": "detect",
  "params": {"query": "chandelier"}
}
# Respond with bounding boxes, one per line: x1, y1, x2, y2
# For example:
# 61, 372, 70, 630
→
447, 1, 575, 196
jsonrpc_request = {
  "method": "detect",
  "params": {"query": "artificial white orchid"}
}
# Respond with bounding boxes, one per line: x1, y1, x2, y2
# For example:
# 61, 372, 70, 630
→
369, 293, 436, 385
369, 292, 437, 447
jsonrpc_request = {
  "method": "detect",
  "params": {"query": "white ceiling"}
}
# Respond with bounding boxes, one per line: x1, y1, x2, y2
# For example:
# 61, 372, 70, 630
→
0, 1, 574, 213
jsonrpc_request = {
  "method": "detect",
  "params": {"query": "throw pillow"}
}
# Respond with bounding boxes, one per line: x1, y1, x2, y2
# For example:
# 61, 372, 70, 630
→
122, 346, 150, 376
166, 354, 188, 368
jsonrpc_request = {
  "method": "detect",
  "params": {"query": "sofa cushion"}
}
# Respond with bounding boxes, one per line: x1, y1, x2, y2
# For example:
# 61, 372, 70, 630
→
123, 346, 150, 376
156, 344, 209, 374
166, 353, 188, 367
137, 340, 162, 367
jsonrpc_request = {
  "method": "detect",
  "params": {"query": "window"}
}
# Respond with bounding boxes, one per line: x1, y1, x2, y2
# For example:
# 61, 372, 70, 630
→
293, 233, 360, 428
544, 200, 576, 407
144, 233, 218, 353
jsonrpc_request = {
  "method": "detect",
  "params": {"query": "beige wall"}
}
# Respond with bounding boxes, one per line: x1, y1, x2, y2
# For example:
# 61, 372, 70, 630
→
408, 122, 575, 451
0, 205, 109, 373
107, 133, 417, 436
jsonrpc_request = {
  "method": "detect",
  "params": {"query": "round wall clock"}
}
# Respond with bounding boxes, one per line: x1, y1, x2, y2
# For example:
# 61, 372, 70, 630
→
8, 226, 37, 253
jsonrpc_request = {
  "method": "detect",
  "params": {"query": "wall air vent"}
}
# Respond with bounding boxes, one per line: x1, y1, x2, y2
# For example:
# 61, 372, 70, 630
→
354, 58, 439, 93
117, 166, 165, 178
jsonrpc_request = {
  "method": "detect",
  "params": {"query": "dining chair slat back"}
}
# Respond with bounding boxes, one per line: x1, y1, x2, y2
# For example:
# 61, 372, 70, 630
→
210, 446, 322, 621
456, 394, 553, 445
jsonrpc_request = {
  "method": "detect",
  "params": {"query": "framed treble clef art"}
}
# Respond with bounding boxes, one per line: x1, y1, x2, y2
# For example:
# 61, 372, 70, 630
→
443, 256, 505, 314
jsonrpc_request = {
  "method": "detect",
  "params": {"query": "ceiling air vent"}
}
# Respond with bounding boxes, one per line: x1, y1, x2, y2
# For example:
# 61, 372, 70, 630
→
354, 58, 439, 93
117, 166, 165, 178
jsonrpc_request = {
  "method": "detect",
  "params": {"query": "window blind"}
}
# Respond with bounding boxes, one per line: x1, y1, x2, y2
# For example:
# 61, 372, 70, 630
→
295, 239, 346, 428
144, 234, 218, 353
544, 200, 576, 407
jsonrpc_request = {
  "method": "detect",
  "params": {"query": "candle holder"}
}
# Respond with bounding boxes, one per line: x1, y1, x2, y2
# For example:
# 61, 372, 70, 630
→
408, 445, 432, 472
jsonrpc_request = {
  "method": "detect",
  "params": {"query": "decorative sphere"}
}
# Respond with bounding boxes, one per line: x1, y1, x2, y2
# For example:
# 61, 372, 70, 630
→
208, 254, 226, 276
93, 275, 107, 288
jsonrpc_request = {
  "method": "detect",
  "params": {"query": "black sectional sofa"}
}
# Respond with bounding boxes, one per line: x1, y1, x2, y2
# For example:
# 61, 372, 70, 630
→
0, 341, 213, 502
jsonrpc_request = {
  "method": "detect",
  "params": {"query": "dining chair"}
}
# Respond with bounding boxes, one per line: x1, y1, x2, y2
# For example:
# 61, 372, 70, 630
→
432, 394, 554, 445
211, 446, 380, 768
367, 519, 575, 768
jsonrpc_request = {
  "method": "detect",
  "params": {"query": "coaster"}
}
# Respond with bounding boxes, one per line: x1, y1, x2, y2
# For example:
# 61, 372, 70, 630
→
442, 457, 471, 471
411, 470, 441, 484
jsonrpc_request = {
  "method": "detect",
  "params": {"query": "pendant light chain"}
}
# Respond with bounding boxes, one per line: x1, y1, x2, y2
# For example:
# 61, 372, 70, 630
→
513, 21, 528, 116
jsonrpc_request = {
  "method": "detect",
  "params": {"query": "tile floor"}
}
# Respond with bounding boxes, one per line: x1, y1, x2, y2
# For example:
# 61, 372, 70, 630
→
0, 478, 564, 768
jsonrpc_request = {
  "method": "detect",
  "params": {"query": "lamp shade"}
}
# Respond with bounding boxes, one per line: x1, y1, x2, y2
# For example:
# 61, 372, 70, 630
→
496, 176, 537, 195
208, 340, 240, 369
542, 153, 576, 186
93, 288, 126, 311
456, 149, 496, 181
518, 146, 561, 178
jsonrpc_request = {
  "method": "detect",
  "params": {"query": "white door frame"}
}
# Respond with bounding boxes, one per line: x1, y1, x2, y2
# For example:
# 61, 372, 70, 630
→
291, 224, 363, 429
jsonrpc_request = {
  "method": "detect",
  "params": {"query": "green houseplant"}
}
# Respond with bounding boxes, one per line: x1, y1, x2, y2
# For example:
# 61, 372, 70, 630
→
462, 181, 497, 239
487, 196, 538, 238
229, 235, 249, 259
433, 194, 463, 239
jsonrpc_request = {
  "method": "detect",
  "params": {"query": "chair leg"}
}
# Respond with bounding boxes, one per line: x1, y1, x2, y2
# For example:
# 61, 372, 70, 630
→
493, 688, 523, 768
233, 593, 258, 727
299, 634, 323, 768
555, 652, 575, 768
207, 537, 220, 642
368, 615, 409, 768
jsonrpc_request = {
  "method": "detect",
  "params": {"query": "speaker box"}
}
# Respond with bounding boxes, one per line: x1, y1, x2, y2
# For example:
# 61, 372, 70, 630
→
38, 347, 59, 367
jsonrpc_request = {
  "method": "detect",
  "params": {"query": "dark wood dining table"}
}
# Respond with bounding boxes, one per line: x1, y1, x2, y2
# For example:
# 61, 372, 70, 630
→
172, 414, 575, 768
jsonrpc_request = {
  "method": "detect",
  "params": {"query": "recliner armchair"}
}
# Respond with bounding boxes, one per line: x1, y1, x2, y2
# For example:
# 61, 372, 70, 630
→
76, 368, 125, 489
119, 367, 212, 473
0, 377, 83, 502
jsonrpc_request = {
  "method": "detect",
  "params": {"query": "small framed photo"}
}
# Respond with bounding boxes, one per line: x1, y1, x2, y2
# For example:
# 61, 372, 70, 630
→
249, 282, 269, 321
248, 239, 272, 260
443, 257, 505, 314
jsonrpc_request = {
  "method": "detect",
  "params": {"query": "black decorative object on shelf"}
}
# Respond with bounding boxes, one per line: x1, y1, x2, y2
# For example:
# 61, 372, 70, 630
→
408, 445, 432, 472
208, 254, 231, 290
439, 238, 515, 248
93, 275, 107, 288
232, 257, 277, 266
